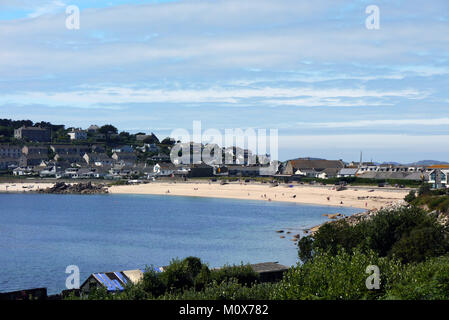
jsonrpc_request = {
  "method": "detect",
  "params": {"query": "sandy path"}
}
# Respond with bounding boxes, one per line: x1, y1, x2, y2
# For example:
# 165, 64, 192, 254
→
109, 182, 409, 210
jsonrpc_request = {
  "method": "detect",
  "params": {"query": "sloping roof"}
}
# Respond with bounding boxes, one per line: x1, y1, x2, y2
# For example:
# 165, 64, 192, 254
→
322, 168, 340, 176
358, 171, 427, 180
82, 267, 163, 292
338, 168, 359, 175
86, 153, 112, 161
289, 159, 345, 170
114, 152, 136, 159
249, 262, 289, 273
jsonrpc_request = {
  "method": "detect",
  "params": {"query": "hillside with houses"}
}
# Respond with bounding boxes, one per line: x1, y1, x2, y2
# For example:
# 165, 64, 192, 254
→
0, 119, 448, 189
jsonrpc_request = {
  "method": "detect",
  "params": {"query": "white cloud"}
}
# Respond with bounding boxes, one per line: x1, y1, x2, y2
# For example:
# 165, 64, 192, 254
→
0, 86, 426, 107
296, 118, 449, 128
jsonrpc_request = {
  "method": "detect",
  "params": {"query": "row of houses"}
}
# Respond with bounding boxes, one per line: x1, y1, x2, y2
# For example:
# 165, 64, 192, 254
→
282, 158, 449, 188
3, 142, 449, 188
0, 144, 143, 170
12, 124, 122, 143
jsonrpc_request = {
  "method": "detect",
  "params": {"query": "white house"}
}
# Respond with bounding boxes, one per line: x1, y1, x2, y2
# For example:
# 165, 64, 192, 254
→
112, 145, 134, 153
68, 128, 88, 140
337, 168, 359, 178
428, 169, 449, 189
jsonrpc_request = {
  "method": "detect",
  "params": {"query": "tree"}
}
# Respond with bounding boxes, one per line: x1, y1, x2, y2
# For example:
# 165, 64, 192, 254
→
404, 190, 416, 203
161, 137, 175, 146
143, 133, 159, 144
418, 183, 432, 196
99, 124, 118, 134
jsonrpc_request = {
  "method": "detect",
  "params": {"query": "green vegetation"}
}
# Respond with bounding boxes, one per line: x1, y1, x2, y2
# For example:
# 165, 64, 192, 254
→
69, 257, 268, 300
74, 249, 449, 300
298, 206, 449, 264
272, 249, 403, 300
407, 185, 449, 213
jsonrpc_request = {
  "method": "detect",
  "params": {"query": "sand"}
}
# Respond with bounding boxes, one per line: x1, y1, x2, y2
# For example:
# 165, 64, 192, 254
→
0, 180, 409, 210
0, 182, 54, 193
108, 182, 409, 210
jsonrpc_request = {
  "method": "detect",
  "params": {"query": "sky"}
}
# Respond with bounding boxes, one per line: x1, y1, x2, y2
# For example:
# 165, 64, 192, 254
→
0, 0, 448, 162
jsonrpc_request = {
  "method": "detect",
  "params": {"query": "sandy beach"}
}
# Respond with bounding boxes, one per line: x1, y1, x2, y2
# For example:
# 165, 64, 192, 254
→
0, 181, 409, 210
108, 182, 409, 210
0, 182, 55, 193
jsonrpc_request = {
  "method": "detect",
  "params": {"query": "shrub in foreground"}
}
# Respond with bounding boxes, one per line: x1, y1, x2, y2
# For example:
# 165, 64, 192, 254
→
385, 255, 449, 300
298, 205, 449, 263
272, 249, 403, 300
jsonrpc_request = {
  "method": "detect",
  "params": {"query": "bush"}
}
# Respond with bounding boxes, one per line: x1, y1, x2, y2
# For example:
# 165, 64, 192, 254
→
160, 279, 276, 300
390, 226, 448, 263
298, 205, 449, 263
404, 190, 416, 203
160, 257, 205, 293
272, 249, 403, 300
210, 264, 259, 287
193, 265, 212, 291
140, 266, 166, 297
418, 183, 432, 196
385, 255, 449, 300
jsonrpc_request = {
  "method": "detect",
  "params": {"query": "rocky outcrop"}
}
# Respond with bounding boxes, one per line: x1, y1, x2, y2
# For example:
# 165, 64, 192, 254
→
39, 182, 108, 194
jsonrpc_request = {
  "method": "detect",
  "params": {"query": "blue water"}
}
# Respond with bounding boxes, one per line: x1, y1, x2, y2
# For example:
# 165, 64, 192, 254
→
0, 193, 360, 294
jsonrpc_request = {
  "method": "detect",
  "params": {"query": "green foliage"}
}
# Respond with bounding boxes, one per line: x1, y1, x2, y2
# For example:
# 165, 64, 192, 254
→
143, 133, 159, 144
272, 249, 403, 300
160, 279, 276, 300
298, 206, 449, 263
210, 264, 259, 287
418, 183, 432, 196
404, 190, 416, 203
413, 195, 449, 213
160, 257, 205, 293
140, 266, 166, 297
160, 137, 175, 145
385, 255, 449, 300
99, 124, 118, 134
390, 226, 448, 263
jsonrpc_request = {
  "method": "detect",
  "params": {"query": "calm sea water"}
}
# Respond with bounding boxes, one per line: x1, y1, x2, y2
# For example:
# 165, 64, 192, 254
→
0, 193, 360, 294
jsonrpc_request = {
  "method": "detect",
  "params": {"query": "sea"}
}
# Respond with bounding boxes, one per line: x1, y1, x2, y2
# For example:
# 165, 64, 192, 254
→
0, 193, 360, 294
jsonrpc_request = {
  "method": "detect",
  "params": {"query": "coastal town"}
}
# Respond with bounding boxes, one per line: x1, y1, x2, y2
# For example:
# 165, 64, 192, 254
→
0, 120, 448, 189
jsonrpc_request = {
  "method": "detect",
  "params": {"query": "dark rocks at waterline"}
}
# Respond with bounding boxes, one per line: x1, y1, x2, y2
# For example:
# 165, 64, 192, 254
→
39, 182, 109, 195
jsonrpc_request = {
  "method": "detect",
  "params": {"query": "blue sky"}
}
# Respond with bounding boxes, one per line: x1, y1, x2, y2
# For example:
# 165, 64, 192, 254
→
0, 0, 448, 162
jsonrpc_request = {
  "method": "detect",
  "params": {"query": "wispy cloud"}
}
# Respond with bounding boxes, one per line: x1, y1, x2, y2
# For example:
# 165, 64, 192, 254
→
0, 86, 426, 107
296, 118, 449, 128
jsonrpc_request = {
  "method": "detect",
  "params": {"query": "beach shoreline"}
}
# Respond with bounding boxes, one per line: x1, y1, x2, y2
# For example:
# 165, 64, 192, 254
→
108, 181, 409, 210
0, 181, 409, 210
